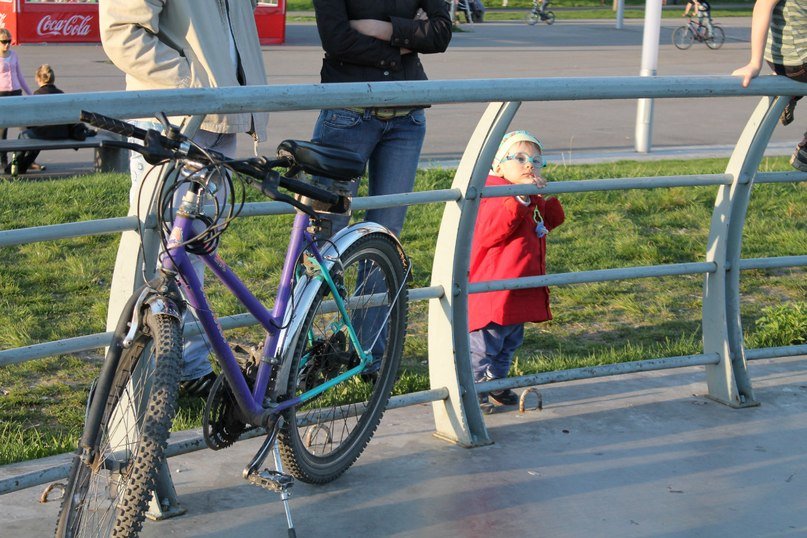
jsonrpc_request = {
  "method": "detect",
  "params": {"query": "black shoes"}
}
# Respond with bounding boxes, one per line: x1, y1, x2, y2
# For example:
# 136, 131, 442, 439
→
488, 388, 519, 406
179, 371, 217, 398
791, 137, 807, 173
780, 97, 797, 126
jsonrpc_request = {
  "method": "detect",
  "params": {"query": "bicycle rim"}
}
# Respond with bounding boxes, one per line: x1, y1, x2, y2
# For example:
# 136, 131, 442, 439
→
55, 313, 181, 537
278, 233, 408, 484
706, 26, 725, 49
525, 11, 539, 25
545, 11, 555, 24
673, 26, 694, 50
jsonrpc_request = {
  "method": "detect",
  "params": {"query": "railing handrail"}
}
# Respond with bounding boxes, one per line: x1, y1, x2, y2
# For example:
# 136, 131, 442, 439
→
1, 75, 805, 495
0, 75, 805, 128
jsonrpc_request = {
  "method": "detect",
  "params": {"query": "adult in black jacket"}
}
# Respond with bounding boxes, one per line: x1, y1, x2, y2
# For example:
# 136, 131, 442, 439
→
312, 0, 452, 238
5, 64, 94, 175
311, 0, 451, 371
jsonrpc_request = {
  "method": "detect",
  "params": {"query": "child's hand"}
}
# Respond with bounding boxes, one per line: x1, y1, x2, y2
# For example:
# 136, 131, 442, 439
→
731, 63, 761, 88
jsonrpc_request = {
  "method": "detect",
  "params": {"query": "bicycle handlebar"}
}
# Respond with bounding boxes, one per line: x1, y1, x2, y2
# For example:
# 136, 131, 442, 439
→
79, 110, 342, 208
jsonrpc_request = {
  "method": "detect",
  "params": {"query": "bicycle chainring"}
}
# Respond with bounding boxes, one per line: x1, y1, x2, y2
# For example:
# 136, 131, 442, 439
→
202, 343, 261, 450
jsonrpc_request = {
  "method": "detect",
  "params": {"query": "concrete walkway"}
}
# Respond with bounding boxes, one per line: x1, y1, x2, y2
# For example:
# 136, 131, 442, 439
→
4, 356, 805, 537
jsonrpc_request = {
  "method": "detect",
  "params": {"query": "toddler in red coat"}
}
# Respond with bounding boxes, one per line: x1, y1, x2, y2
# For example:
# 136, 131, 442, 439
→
468, 130, 565, 408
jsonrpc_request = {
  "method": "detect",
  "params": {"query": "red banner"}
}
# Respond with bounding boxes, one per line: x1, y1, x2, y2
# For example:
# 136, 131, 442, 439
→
0, 1, 285, 45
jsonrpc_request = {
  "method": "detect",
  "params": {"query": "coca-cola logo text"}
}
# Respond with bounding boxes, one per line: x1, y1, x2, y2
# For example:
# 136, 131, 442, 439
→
0, 13, 7, 28
37, 15, 93, 37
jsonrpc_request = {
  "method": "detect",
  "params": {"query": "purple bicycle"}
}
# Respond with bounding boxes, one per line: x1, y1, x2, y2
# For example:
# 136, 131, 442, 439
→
55, 112, 410, 537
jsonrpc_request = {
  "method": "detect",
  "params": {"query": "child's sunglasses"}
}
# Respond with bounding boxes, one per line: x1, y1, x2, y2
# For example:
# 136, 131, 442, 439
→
501, 152, 546, 167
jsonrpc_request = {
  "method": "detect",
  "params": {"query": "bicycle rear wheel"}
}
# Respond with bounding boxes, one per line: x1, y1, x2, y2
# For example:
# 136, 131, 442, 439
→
673, 26, 694, 50
278, 233, 408, 484
55, 311, 182, 537
544, 11, 556, 24
706, 26, 725, 49
525, 11, 539, 25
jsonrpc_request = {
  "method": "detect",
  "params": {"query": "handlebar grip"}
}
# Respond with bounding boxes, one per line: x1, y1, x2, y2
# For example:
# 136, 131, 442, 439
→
80, 110, 148, 141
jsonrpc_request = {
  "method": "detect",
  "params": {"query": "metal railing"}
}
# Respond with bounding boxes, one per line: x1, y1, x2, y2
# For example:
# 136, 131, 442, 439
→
1, 75, 806, 494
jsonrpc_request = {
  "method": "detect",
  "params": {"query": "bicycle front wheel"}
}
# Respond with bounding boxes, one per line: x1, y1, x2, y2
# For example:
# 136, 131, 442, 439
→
278, 232, 408, 484
544, 11, 556, 24
673, 26, 694, 50
56, 311, 182, 537
525, 11, 539, 25
706, 26, 725, 49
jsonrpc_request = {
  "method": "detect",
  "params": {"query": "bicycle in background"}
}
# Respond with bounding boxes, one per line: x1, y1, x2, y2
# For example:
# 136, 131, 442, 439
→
526, 0, 555, 25
55, 111, 410, 537
673, 16, 725, 50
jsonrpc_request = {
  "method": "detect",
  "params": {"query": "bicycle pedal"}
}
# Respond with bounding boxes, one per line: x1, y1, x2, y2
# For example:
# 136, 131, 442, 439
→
246, 469, 294, 493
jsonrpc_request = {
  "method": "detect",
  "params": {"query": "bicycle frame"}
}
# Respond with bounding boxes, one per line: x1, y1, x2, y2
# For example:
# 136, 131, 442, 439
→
160, 183, 373, 427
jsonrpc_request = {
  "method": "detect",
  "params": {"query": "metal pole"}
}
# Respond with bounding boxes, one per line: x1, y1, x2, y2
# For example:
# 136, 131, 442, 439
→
615, 0, 625, 29
635, 0, 662, 153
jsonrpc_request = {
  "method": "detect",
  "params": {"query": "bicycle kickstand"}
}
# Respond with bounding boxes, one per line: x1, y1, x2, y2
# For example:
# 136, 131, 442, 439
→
243, 416, 297, 537
273, 443, 297, 537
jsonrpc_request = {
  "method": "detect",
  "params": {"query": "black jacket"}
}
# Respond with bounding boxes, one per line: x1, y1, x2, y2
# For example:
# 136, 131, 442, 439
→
29, 84, 93, 140
313, 0, 451, 84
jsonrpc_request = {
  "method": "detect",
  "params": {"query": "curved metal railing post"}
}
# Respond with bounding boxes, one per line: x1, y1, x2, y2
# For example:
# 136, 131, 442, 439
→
427, 101, 520, 446
702, 95, 787, 407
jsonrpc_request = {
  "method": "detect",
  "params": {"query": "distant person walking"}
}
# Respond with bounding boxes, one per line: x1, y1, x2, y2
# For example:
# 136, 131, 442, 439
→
732, 0, 807, 171
0, 28, 32, 171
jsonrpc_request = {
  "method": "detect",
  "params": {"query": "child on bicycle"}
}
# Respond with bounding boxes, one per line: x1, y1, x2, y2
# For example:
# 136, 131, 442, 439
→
684, 0, 714, 38
468, 131, 565, 407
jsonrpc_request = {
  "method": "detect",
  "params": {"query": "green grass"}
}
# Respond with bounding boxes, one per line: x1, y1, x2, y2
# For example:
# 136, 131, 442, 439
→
1, 156, 805, 465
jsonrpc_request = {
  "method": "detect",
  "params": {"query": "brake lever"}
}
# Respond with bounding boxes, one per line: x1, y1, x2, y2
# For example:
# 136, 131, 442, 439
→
156, 112, 183, 142
142, 129, 180, 165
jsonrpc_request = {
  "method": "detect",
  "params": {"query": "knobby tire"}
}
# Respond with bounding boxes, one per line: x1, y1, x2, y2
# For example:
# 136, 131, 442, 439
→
55, 312, 182, 537
278, 233, 408, 484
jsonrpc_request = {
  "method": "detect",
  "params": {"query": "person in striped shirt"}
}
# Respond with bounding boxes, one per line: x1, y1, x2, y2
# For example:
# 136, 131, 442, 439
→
732, 0, 806, 171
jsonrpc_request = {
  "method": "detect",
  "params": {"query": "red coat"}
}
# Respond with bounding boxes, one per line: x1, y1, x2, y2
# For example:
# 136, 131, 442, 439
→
468, 175, 565, 332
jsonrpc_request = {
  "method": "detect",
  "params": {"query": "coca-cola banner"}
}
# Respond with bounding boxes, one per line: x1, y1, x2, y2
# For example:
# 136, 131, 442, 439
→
0, 1, 284, 45
37, 14, 95, 38
19, 10, 100, 43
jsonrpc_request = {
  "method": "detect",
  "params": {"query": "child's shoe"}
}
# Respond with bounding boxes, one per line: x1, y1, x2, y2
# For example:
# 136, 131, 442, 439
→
488, 388, 519, 406
478, 393, 494, 414
781, 98, 797, 126
791, 138, 807, 172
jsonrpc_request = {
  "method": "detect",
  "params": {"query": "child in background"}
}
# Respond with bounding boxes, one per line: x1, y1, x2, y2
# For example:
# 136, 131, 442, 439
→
0, 28, 32, 171
469, 130, 565, 407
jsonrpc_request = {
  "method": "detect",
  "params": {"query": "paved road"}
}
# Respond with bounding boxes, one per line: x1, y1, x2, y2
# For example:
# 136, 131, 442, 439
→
7, 18, 804, 176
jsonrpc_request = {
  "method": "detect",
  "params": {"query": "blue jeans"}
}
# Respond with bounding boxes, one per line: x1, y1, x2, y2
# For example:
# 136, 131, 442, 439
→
312, 108, 426, 361
469, 323, 525, 382
129, 122, 236, 381
312, 107, 426, 238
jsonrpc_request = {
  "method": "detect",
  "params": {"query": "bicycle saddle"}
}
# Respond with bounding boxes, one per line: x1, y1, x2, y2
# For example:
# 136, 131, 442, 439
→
278, 140, 365, 181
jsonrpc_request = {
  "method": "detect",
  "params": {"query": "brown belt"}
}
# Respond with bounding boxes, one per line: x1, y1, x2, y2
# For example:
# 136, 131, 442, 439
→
347, 107, 416, 120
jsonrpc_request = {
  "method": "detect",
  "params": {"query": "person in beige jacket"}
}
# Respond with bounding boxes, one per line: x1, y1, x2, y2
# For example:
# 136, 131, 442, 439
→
99, 0, 269, 397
